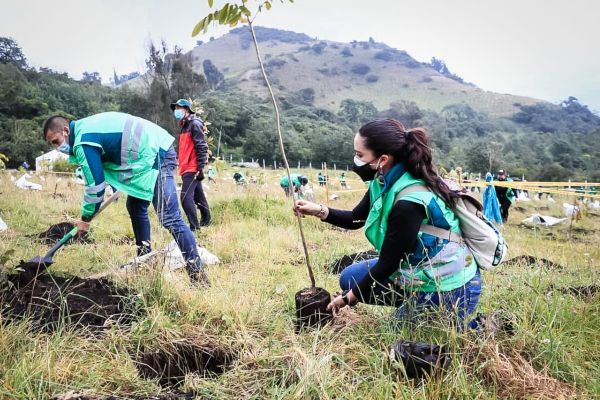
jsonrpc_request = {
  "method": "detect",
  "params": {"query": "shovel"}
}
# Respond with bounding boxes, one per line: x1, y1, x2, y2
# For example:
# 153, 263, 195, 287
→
19, 191, 121, 273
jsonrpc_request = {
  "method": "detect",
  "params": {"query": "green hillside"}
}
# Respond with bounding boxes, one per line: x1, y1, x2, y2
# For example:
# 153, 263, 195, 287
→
185, 27, 542, 117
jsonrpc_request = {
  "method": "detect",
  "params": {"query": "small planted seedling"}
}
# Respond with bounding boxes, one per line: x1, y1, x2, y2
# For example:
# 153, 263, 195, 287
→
193, 0, 333, 332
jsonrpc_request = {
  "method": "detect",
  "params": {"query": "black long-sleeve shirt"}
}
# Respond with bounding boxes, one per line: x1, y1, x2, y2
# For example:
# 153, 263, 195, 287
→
325, 190, 426, 302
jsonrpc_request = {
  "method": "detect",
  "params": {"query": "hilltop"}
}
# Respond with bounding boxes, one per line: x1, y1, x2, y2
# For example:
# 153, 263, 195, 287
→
183, 26, 543, 118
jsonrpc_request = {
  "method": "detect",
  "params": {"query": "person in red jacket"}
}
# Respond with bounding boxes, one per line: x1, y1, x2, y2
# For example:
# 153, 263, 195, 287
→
171, 99, 211, 230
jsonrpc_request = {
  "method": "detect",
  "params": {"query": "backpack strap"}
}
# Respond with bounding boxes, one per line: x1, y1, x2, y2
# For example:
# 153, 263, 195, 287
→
419, 224, 463, 243
394, 184, 463, 243
394, 184, 429, 204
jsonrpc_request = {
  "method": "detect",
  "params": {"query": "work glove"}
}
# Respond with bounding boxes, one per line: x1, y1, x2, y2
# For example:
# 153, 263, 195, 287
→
195, 170, 205, 181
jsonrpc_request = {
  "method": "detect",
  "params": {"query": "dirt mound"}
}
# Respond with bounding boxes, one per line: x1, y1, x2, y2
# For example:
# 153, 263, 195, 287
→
0, 271, 139, 333
328, 250, 378, 274
503, 255, 564, 270
53, 389, 195, 400
134, 340, 237, 387
32, 222, 91, 245
550, 285, 600, 300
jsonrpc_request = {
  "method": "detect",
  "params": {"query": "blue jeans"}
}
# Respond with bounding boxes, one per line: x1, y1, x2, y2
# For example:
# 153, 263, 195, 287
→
339, 258, 482, 330
125, 146, 202, 274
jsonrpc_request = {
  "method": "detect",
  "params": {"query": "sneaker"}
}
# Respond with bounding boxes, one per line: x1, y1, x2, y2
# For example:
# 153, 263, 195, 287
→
189, 269, 210, 287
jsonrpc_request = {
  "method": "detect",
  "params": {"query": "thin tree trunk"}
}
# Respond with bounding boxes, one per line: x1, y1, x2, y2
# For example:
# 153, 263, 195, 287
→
247, 20, 316, 288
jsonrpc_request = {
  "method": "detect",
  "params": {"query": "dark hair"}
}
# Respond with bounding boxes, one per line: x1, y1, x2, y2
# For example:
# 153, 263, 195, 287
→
358, 118, 455, 206
42, 115, 69, 138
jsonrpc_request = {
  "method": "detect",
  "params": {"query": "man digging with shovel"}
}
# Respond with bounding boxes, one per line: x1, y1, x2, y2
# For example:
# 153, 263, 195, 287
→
43, 112, 209, 285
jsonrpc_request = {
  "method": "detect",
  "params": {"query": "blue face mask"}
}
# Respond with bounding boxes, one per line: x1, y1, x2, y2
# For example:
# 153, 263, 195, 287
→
57, 141, 70, 155
173, 109, 185, 120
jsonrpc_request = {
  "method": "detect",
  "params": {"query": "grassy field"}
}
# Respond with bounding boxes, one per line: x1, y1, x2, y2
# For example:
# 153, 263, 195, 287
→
0, 168, 599, 399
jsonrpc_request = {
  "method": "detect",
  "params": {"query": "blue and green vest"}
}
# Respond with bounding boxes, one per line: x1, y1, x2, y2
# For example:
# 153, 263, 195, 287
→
364, 166, 477, 292
68, 112, 174, 219
280, 174, 301, 188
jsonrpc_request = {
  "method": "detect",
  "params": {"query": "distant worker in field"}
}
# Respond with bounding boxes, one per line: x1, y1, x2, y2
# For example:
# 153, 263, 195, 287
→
280, 173, 306, 197
42, 112, 208, 285
297, 176, 315, 201
294, 119, 481, 329
339, 172, 348, 189
171, 99, 211, 229
207, 166, 217, 184
494, 169, 515, 223
233, 171, 246, 185
317, 172, 325, 187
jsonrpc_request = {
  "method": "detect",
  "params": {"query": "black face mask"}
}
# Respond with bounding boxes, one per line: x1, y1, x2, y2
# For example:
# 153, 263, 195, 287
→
352, 156, 378, 182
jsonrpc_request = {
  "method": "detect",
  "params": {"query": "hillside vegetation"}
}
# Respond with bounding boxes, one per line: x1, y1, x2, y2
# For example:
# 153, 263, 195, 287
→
186, 27, 540, 117
1, 31, 600, 181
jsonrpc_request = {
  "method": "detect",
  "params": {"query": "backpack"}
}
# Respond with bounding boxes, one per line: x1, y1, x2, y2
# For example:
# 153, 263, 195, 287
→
396, 185, 507, 270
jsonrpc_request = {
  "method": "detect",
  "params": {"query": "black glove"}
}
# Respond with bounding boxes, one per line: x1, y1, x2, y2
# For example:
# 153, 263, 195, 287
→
195, 170, 205, 181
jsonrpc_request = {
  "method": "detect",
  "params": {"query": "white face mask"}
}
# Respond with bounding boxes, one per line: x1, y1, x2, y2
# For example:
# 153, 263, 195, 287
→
353, 156, 368, 167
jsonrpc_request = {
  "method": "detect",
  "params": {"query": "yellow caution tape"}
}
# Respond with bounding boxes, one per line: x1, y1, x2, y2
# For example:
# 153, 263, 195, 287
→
464, 181, 600, 199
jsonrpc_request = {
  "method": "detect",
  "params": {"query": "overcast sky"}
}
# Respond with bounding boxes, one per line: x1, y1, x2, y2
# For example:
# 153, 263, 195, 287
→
2, 0, 599, 112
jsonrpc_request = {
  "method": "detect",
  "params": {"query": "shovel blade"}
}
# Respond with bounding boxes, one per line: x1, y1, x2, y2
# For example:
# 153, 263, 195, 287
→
19, 256, 53, 272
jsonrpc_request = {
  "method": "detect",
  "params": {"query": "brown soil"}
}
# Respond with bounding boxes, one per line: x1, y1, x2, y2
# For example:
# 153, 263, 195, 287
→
551, 285, 600, 300
134, 340, 236, 387
294, 287, 332, 332
32, 222, 91, 245
0, 270, 139, 333
53, 389, 195, 400
503, 255, 564, 270
328, 250, 378, 274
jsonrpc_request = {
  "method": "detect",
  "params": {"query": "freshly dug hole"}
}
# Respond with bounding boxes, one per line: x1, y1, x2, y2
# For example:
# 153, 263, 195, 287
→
0, 271, 139, 333
32, 222, 91, 245
294, 287, 332, 332
134, 340, 237, 387
328, 250, 378, 274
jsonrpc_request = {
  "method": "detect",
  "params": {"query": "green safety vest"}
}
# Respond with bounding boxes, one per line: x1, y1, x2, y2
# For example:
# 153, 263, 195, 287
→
280, 174, 301, 188
364, 171, 477, 292
68, 112, 174, 218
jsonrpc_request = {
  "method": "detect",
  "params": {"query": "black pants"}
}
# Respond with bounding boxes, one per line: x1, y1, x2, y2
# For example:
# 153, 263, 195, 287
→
180, 172, 211, 230
499, 199, 511, 223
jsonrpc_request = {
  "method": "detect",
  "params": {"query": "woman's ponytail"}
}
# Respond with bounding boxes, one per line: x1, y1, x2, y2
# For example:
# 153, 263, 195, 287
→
359, 119, 455, 207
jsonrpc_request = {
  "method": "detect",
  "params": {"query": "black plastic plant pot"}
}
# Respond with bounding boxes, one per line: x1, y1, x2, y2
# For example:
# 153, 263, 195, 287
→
389, 341, 452, 380
294, 287, 332, 332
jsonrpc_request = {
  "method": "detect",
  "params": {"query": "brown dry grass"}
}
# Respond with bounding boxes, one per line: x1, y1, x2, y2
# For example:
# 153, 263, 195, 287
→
463, 338, 578, 399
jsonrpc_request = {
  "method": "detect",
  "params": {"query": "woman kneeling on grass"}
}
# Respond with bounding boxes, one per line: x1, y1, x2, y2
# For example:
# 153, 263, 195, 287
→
295, 119, 481, 329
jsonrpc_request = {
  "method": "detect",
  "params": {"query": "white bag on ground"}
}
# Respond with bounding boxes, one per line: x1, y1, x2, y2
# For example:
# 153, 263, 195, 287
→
15, 174, 42, 190
0, 216, 7, 231
522, 214, 567, 227
121, 240, 220, 271
163, 240, 220, 270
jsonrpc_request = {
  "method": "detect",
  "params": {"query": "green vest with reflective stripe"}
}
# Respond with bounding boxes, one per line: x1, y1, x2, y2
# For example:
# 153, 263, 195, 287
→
69, 112, 174, 204
364, 171, 477, 292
